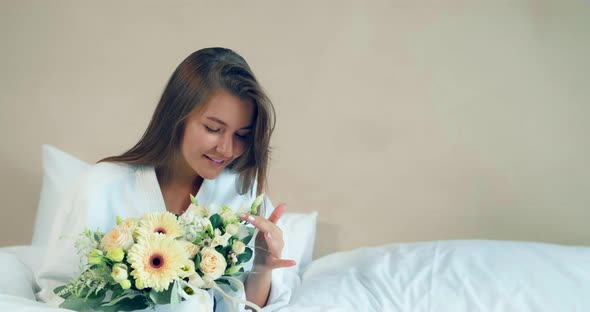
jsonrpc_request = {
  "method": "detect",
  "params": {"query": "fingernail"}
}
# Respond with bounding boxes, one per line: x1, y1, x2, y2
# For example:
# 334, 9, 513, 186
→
266, 232, 272, 239
248, 216, 255, 222
238, 213, 246, 219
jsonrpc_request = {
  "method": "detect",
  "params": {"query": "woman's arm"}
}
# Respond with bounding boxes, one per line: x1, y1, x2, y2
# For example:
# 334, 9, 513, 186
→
239, 203, 296, 309
244, 269, 272, 308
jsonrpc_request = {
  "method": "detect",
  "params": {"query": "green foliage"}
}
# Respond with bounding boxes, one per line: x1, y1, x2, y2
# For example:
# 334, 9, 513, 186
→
101, 292, 140, 307
99, 294, 150, 312
56, 266, 111, 300
251, 193, 264, 215
170, 280, 181, 304
190, 193, 198, 205
243, 227, 256, 245
60, 292, 106, 311
210, 214, 223, 231
215, 244, 230, 256
148, 281, 180, 305
237, 247, 253, 263
216, 279, 238, 292
194, 253, 202, 269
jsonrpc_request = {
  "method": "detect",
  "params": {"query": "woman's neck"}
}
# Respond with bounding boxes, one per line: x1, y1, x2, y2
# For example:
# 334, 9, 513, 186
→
155, 164, 203, 215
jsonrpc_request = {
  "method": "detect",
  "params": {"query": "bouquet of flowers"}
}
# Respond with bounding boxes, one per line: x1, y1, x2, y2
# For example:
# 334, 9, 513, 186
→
53, 194, 266, 312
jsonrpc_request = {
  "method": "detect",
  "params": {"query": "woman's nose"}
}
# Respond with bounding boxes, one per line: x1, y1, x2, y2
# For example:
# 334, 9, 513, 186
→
216, 134, 233, 158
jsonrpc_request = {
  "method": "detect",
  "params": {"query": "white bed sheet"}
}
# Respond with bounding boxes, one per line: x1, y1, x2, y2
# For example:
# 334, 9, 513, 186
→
290, 240, 590, 312
2, 240, 589, 312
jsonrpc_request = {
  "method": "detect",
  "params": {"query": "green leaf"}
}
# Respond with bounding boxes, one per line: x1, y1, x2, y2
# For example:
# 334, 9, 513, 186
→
215, 245, 230, 256
53, 285, 69, 298
237, 247, 253, 263
216, 279, 231, 286
210, 214, 223, 230
60, 296, 94, 311
194, 253, 202, 269
190, 194, 198, 206
216, 279, 238, 292
243, 227, 255, 245
149, 285, 174, 304
250, 193, 264, 215
59, 291, 105, 311
110, 287, 124, 301
99, 296, 149, 312
101, 292, 139, 307
170, 280, 181, 305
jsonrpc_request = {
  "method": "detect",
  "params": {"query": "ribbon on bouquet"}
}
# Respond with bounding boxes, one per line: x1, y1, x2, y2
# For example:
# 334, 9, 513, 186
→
180, 276, 262, 312
208, 276, 263, 312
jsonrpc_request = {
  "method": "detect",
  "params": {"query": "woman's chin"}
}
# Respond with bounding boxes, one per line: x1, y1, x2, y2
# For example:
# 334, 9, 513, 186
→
196, 167, 224, 180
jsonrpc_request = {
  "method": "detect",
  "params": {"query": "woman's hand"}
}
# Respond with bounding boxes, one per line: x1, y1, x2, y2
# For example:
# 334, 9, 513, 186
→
238, 203, 297, 272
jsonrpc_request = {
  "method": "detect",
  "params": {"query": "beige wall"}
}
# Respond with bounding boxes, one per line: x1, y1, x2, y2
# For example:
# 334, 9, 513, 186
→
1, 1, 589, 258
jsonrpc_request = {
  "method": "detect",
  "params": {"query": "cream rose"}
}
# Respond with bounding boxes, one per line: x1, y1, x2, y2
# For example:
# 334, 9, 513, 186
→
120, 218, 138, 232
220, 208, 238, 225
232, 241, 246, 255
178, 240, 200, 259
225, 223, 239, 236
101, 224, 135, 252
188, 204, 208, 218
199, 247, 227, 281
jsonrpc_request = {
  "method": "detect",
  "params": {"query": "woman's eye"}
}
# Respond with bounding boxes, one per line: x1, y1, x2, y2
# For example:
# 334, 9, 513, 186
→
235, 133, 250, 140
205, 126, 220, 133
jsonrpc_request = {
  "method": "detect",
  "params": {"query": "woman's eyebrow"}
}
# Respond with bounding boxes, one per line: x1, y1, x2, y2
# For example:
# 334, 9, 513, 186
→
206, 116, 252, 130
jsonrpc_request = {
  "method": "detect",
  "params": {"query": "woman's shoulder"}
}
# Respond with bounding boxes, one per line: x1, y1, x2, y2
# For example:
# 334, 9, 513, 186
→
78, 162, 139, 192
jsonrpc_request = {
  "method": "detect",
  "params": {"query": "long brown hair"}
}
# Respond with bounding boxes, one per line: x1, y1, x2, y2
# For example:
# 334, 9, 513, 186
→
100, 48, 276, 196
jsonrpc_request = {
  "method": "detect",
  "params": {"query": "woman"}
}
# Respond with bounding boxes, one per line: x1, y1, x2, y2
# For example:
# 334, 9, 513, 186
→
37, 47, 296, 311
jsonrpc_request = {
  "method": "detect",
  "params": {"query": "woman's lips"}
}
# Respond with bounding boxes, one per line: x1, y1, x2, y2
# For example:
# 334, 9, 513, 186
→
204, 155, 225, 167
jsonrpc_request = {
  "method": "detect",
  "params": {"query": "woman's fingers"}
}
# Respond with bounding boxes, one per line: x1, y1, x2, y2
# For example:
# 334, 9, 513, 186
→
238, 213, 282, 239
267, 203, 286, 224
263, 231, 283, 254
267, 256, 297, 269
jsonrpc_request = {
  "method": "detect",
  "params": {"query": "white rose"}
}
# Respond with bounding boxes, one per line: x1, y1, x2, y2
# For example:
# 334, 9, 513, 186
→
225, 224, 239, 236
178, 240, 200, 259
206, 204, 221, 217
220, 208, 238, 225
232, 241, 246, 255
101, 224, 135, 252
119, 218, 138, 232
186, 204, 208, 218
111, 263, 128, 283
199, 247, 227, 281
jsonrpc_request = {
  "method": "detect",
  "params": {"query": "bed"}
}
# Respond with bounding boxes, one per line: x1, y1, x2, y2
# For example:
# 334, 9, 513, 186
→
1, 145, 589, 311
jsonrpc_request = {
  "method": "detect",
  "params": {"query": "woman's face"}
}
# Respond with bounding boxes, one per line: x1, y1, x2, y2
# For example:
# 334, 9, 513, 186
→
180, 91, 255, 180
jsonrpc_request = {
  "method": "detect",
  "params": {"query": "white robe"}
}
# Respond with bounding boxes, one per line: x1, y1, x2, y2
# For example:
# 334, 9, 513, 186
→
36, 162, 295, 311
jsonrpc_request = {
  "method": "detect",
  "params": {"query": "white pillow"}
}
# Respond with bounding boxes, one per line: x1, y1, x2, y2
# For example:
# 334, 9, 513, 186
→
278, 211, 318, 270
33, 145, 318, 271
32, 145, 90, 246
0, 252, 36, 300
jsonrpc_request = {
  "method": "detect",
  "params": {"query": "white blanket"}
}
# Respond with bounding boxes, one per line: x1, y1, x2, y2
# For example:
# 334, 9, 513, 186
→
290, 240, 590, 312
